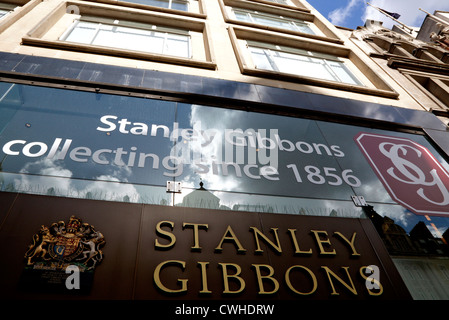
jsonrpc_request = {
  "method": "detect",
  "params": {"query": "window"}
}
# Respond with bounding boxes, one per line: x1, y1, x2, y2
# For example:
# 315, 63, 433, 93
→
220, 0, 342, 44
231, 7, 315, 34
404, 71, 449, 112
0, 2, 18, 19
22, 2, 215, 69
265, 0, 288, 4
61, 18, 191, 58
248, 41, 363, 85
228, 26, 398, 97
129, 0, 189, 11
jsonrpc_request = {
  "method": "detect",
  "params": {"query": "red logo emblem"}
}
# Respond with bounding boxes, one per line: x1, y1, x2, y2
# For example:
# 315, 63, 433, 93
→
355, 132, 449, 216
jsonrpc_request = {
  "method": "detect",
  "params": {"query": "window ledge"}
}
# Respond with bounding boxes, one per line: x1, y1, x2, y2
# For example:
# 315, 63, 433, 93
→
21, 36, 217, 70
241, 67, 399, 98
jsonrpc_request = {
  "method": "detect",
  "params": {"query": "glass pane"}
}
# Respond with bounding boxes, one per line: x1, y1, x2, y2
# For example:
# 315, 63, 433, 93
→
293, 22, 315, 34
172, 103, 357, 201
273, 51, 337, 81
250, 46, 361, 85
65, 21, 190, 58
317, 120, 449, 259
252, 15, 292, 30
0, 82, 178, 197
327, 60, 362, 85
165, 33, 190, 57
121, 0, 188, 11
233, 11, 251, 23
148, 0, 169, 8
65, 21, 98, 44
94, 26, 155, 53
0, 9, 10, 19
171, 0, 188, 11
175, 187, 365, 217
249, 47, 275, 71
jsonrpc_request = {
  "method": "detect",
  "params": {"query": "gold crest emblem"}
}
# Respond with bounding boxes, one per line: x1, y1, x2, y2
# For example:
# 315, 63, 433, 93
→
21, 216, 105, 293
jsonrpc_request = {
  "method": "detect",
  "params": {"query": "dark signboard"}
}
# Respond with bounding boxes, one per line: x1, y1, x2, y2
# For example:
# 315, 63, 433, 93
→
0, 192, 410, 300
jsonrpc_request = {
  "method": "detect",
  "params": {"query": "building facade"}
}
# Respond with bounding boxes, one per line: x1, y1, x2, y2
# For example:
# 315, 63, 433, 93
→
0, 0, 449, 301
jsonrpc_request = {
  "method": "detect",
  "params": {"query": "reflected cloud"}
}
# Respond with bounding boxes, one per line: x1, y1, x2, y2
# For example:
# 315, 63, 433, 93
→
11, 157, 141, 203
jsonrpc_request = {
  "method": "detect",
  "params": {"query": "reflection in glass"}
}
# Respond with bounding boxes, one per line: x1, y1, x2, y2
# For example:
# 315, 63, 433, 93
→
0, 172, 172, 205
1, 80, 449, 242
175, 181, 365, 218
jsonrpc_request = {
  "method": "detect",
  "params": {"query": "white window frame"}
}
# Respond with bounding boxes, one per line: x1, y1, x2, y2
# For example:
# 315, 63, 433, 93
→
60, 17, 192, 59
247, 41, 364, 86
231, 7, 315, 34
128, 0, 189, 11
265, 0, 289, 5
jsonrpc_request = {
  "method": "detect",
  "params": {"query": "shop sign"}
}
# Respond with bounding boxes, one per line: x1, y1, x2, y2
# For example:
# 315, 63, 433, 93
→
355, 132, 449, 216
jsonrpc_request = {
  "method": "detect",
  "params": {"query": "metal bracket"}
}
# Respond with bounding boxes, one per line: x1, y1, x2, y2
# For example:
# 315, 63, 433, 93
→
351, 195, 367, 207
166, 181, 182, 193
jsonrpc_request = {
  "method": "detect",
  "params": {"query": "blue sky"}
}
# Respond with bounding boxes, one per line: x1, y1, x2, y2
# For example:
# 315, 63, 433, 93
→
307, 0, 449, 30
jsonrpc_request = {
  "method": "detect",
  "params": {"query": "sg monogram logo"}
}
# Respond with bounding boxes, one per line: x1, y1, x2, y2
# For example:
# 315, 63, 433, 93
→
379, 142, 449, 206
355, 132, 449, 216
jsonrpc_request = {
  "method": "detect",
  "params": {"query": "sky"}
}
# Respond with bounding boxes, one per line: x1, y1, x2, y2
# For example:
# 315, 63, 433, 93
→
306, 0, 449, 30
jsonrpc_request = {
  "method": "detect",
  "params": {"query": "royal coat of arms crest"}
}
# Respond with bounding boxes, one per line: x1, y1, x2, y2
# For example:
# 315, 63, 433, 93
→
21, 216, 105, 293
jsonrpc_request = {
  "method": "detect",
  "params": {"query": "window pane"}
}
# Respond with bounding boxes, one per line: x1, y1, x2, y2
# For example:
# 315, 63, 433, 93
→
233, 9, 315, 35
233, 11, 251, 23
65, 21, 98, 44
94, 27, 155, 53
249, 47, 275, 71
64, 21, 190, 58
126, 0, 188, 11
293, 22, 315, 34
249, 45, 362, 85
0, 9, 9, 19
148, 0, 169, 8
274, 52, 337, 81
165, 33, 190, 57
171, 0, 188, 11
327, 60, 362, 85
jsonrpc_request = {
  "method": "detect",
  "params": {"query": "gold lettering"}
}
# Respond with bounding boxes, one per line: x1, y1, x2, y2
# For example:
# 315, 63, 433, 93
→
197, 262, 212, 294
285, 265, 318, 296
215, 225, 246, 253
154, 221, 176, 250
153, 260, 187, 293
219, 263, 245, 294
334, 232, 360, 257
288, 229, 312, 255
183, 222, 209, 251
250, 227, 282, 254
321, 266, 357, 295
252, 264, 279, 295
311, 230, 336, 255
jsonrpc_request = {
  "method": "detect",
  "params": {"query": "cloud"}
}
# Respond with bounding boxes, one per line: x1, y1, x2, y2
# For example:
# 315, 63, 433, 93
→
328, 0, 363, 26
362, 0, 449, 29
